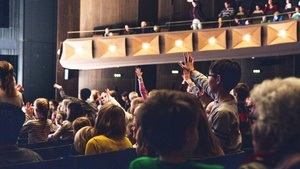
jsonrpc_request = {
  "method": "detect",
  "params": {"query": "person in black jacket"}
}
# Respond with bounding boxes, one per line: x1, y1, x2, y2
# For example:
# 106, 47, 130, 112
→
187, 0, 206, 30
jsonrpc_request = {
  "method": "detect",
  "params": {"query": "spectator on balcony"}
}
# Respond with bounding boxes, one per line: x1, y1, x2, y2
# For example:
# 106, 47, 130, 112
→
103, 27, 113, 37
187, 0, 206, 30
273, 11, 284, 22
218, 1, 235, 28
264, 0, 278, 15
252, 5, 264, 15
120, 25, 135, 35
137, 21, 151, 34
292, 6, 300, 19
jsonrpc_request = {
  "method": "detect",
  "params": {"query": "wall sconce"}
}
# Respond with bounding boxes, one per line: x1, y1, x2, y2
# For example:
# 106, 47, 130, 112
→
96, 38, 126, 58
129, 35, 160, 56
267, 20, 297, 45
108, 45, 117, 52
232, 26, 261, 49
197, 30, 226, 51
175, 40, 183, 47
142, 43, 150, 50
164, 32, 193, 54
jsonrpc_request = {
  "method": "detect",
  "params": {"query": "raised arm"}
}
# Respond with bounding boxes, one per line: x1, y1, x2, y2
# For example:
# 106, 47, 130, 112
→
135, 68, 148, 100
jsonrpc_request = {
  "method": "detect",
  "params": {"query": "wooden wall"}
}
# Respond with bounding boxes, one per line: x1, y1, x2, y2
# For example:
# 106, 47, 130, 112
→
80, 0, 139, 32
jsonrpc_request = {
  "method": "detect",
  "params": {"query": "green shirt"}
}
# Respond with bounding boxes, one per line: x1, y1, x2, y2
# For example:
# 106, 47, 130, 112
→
129, 157, 224, 169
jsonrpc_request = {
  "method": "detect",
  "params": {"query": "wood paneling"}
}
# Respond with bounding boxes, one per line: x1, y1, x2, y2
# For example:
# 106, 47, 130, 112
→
80, 0, 139, 33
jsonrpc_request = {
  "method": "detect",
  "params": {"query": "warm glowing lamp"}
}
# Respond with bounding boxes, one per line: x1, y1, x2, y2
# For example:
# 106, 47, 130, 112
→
108, 45, 116, 52
175, 40, 183, 47
208, 37, 216, 45
142, 43, 150, 49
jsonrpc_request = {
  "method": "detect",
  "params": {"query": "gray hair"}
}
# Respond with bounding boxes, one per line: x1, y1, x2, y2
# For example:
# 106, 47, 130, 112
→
250, 77, 300, 152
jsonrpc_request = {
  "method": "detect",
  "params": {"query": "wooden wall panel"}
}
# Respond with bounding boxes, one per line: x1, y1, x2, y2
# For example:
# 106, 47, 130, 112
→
158, 0, 173, 24
80, 0, 139, 33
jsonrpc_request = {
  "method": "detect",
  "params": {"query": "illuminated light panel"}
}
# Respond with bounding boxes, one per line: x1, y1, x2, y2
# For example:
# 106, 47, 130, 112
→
277, 30, 286, 38
208, 37, 216, 45
108, 45, 117, 52
142, 43, 150, 49
171, 70, 179, 74
175, 40, 183, 47
243, 34, 251, 42
75, 47, 83, 55
253, 69, 261, 74
114, 73, 122, 78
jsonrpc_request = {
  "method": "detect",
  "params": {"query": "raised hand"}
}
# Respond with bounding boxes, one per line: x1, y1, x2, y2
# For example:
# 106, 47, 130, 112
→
178, 52, 195, 73
135, 67, 143, 78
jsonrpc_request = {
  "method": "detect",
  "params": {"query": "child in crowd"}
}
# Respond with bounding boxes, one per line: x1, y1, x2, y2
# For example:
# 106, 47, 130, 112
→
20, 98, 56, 144
179, 52, 242, 155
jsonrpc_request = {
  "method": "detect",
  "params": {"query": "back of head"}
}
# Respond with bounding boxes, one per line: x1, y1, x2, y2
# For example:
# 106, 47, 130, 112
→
94, 104, 126, 137
72, 116, 92, 134
209, 59, 241, 91
233, 83, 250, 102
137, 90, 202, 156
80, 88, 91, 101
0, 102, 25, 145
250, 77, 300, 153
129, 91, 138, 101
67, 102, 85, 122
34, 98, 49, 121
0, 61, 16, 97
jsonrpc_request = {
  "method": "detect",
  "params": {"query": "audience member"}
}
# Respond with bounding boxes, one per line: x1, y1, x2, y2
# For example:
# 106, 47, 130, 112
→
86, 89, 100, 111
239, 77, 300, 169
264, 0, 278, 15
218, 1, 235, 28
54, 84, 97, 125
55, 110, 67, 128
48, 99, 59, 122
232, 83, 250, 134
135, 67, 149, 100
252, 5, 264, 15
138, 21, 151, 34
129, 90, 223, 169
0, 102, 43, 166
103, 27, 113, 37
179, 52, 242, 155
20, 98, 56, 144
85, 104, 132, 155
48, 102, 84, 140
120, 25, 135, 35
234, 15, 245, 26
0, 61, 23, 107
72, 116, 92, 135
187, 0, 205, 30
129, 91, 139, 102
292, 6, 300, 19
273, 11, 284, 22
121, 91, 131, 111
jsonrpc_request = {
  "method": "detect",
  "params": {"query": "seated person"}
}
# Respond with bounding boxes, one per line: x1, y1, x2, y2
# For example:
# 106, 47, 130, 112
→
129, 90, 224, 169
218, 1, 235, 27
292, 7, 300, 19
239, 77, 300, 169
85, 104, 132, 155
252, 5, 264, 15
0, 102, 43, 166
103, 27, 113, 37
120, 25, 135, 35
137, 21, 151, 34
273, 11, 283, 22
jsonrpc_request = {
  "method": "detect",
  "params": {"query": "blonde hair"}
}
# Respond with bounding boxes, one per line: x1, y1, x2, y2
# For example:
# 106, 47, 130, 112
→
34, 98, 49, 121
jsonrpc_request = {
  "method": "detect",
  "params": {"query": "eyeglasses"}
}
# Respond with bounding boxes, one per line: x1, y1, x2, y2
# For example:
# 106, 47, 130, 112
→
206, 74, 217, 78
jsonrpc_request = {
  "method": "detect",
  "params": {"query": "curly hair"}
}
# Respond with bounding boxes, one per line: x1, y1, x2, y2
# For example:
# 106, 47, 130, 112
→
250, 77, 300, 153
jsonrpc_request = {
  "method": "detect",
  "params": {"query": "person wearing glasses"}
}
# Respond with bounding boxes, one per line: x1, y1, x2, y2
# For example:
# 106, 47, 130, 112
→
179, 53, 242, 155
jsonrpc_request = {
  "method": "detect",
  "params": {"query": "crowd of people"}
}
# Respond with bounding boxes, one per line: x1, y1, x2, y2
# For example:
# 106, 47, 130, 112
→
1, 49, 300, 168
99, 0, 300, 37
